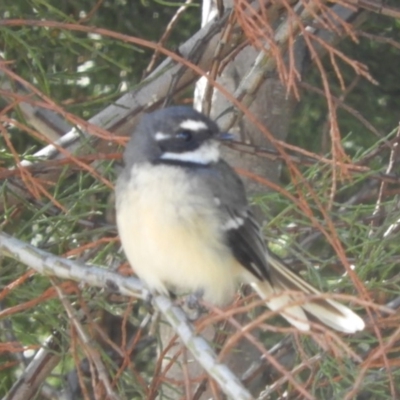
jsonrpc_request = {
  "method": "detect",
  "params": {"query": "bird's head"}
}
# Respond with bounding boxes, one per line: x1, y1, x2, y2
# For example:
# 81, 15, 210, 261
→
124, 107, 232, 166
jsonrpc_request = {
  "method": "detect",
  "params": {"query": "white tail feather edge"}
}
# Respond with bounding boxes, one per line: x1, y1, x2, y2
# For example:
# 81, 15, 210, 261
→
243, 255, 365, 333
302, 300, 365, 333
251, 280, 311, 331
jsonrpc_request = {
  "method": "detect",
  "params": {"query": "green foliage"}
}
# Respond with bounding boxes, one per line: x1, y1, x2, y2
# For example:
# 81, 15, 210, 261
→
1, 1, 400, 398
290, 14, 400, 156
0, 0, 200, 149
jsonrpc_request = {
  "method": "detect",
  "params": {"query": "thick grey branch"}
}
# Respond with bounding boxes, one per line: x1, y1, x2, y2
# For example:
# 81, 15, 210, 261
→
0, 233, 253, 400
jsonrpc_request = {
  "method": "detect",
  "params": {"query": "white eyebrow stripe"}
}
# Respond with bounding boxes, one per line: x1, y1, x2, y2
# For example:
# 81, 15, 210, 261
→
154, 132, 171, 141
180, 119, 208, 131
161, 141, 220, 164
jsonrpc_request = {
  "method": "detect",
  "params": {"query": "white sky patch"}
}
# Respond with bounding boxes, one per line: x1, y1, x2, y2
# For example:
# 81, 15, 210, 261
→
119, 81, 128, 92
76, 76, 90, 87
180, 119, 208, 131
161, 141, 220, 164
23, 348, 35, 358
154, 132, 171, 141
88, 33, 102, 40
77, 60, 94, 72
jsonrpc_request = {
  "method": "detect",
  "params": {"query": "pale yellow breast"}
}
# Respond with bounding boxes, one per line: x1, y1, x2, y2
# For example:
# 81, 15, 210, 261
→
116, 164, 240, 305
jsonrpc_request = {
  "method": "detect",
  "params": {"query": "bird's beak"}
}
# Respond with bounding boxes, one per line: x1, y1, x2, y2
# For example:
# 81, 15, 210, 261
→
216, 132, 234, 141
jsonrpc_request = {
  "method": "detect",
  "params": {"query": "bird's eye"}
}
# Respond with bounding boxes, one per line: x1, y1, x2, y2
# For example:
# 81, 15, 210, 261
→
176, 130, 193, 141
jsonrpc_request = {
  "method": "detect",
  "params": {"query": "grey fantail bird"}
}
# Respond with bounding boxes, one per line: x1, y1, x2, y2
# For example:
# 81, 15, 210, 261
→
115, 106, 365, 333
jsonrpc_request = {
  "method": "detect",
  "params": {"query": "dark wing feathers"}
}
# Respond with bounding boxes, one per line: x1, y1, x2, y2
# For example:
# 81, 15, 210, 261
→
197, 160, 271, 281
186, 159, 365, 332
225, 211, 269, 281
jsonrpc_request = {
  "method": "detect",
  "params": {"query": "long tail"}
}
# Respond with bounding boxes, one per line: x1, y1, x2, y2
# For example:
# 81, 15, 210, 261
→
249, 255, 365, 333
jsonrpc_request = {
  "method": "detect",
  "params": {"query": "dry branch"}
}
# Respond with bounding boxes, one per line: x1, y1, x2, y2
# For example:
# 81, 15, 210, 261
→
0, 233, 253, 400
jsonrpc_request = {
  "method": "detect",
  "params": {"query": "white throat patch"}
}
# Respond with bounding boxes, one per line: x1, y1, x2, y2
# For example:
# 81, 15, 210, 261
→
161, 141, 220, 164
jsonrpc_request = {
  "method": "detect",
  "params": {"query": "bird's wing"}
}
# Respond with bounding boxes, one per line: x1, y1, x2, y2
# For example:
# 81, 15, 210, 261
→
198, 160, 271, 282
198, 161, 365, 333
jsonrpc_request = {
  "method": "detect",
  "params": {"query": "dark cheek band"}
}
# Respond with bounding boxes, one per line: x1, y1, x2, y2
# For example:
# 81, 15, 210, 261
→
160, 138, 201, 154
